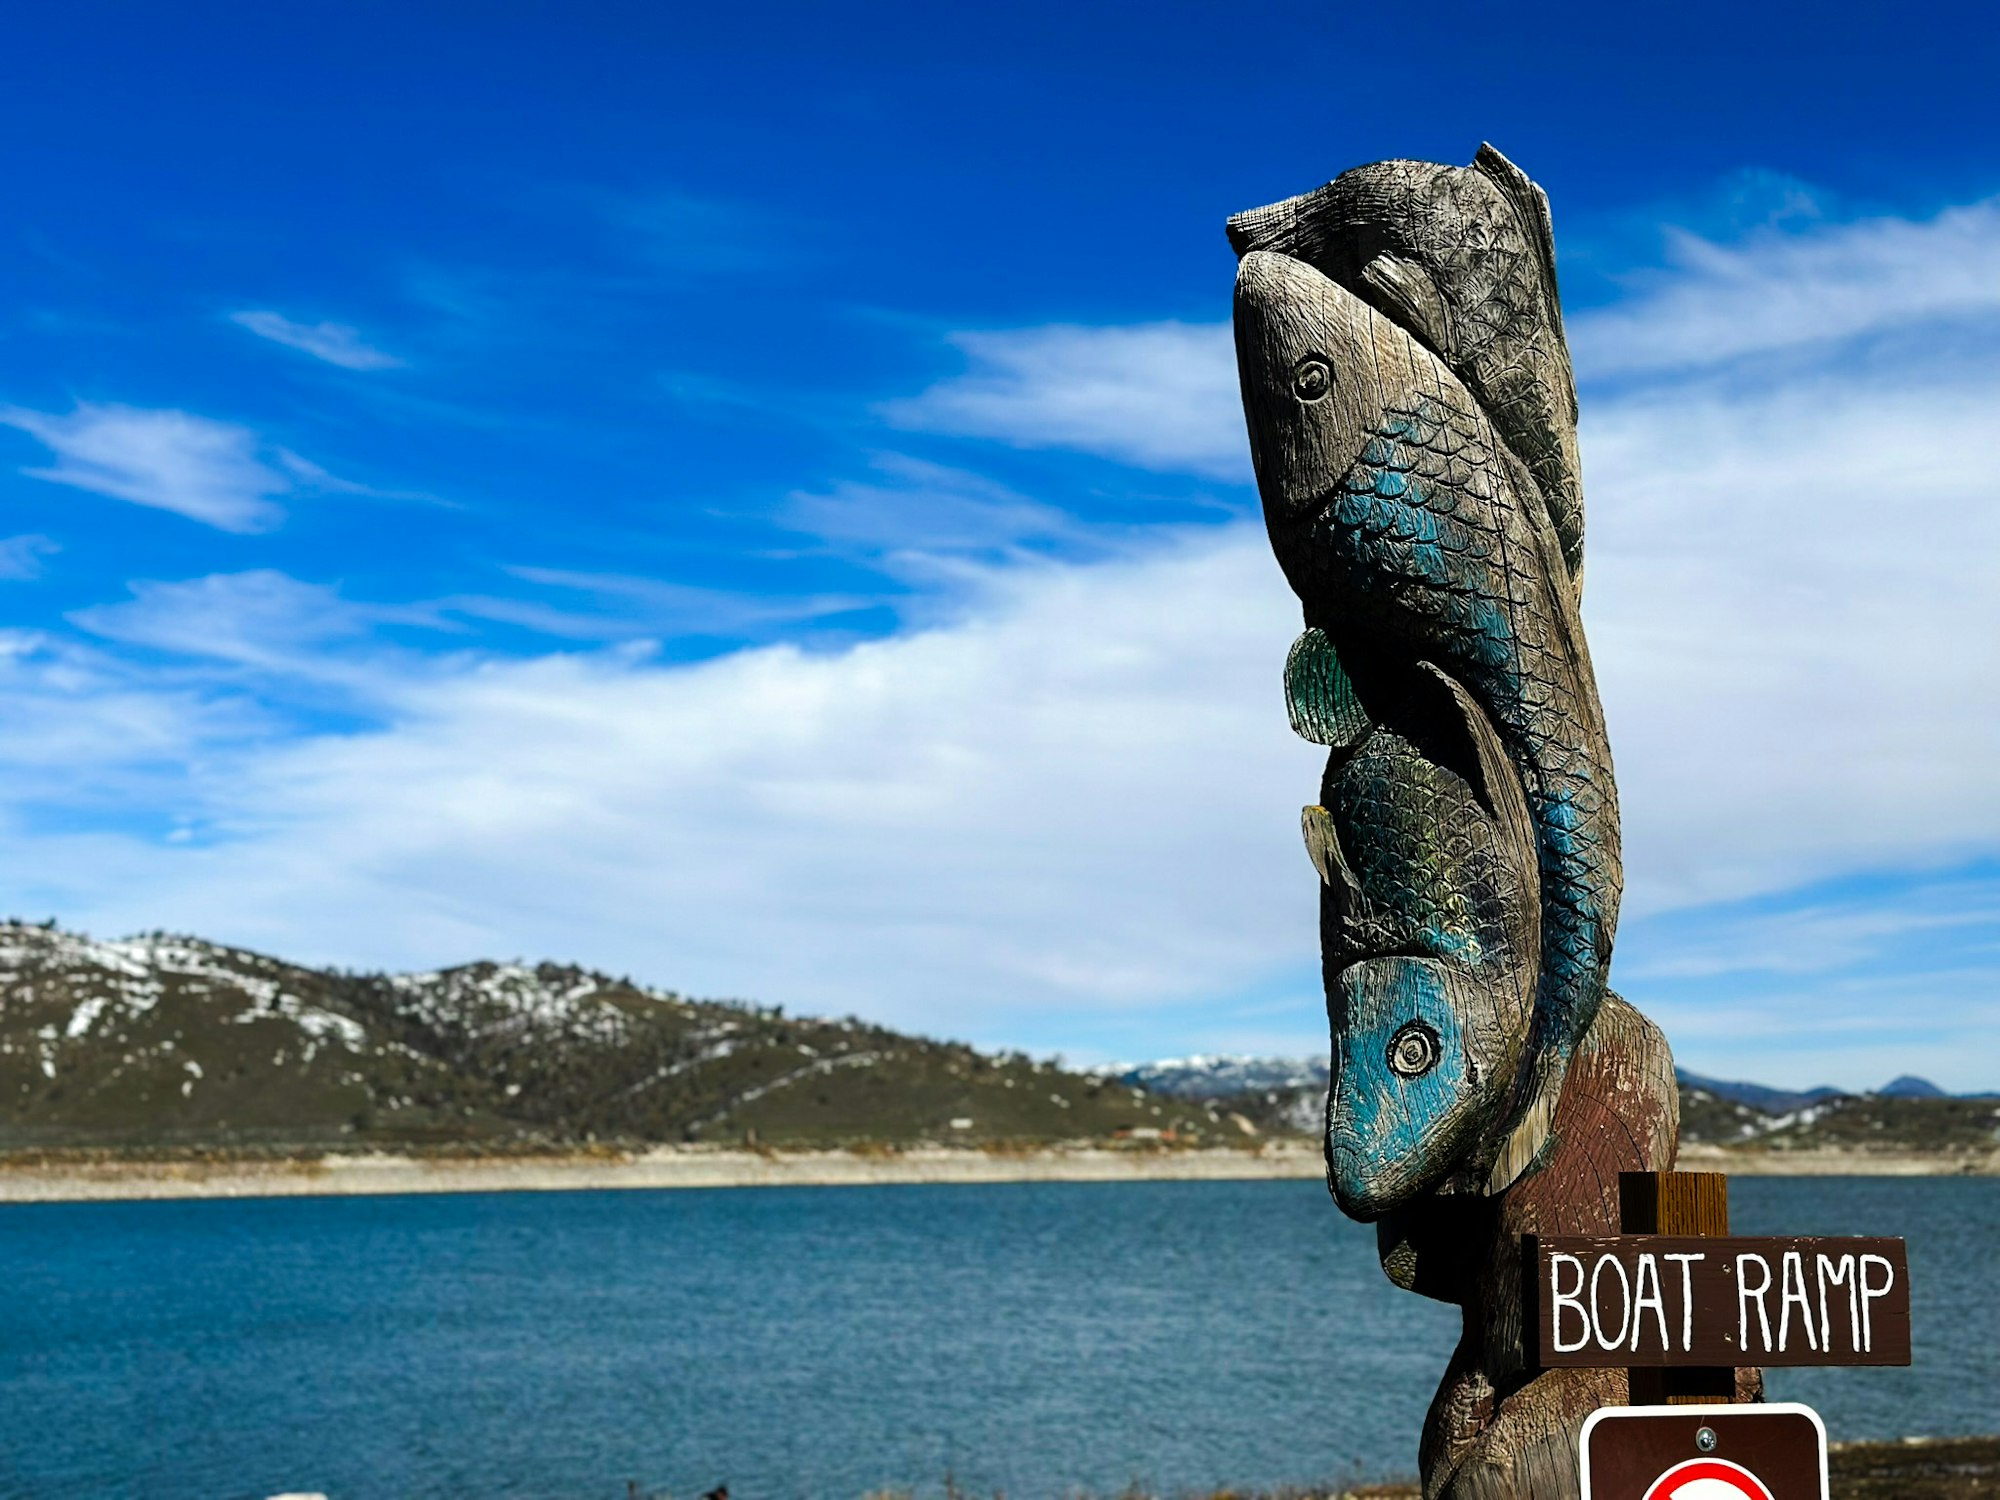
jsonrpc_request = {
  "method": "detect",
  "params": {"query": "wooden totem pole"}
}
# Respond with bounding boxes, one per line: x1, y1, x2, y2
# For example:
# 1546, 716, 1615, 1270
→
1228, 147, 1753, 1499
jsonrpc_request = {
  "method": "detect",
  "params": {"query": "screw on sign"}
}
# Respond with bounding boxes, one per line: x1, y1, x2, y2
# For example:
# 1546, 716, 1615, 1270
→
1640, 1458, 1772, 1500
1580, 1405, 1829, 1500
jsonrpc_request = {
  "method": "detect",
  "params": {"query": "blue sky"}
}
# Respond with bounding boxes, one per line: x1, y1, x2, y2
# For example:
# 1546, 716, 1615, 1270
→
3, 1, 1998, 1088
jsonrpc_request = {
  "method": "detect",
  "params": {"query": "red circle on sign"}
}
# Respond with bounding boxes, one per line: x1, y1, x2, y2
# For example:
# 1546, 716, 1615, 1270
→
1640, 1457, 1776, 1500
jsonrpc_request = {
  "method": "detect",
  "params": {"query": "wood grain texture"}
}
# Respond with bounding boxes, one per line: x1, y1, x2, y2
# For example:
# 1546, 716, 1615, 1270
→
1235, 218, 1619, 1196
1622, 1169, 1738, 1404
1228, 147, 1698, 1499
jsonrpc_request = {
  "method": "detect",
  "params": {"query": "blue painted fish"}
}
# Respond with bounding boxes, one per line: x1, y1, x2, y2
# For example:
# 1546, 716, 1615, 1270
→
1304, 663, 1541, 1217
1227, 145, 1585, 591
1235, 246, 1620, 1196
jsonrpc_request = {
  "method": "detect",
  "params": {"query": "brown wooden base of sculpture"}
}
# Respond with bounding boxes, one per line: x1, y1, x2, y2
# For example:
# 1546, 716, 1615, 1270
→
1372, 995, 1761, 1499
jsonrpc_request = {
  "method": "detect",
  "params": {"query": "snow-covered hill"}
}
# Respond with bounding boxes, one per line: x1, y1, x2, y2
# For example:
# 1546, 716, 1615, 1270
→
1118, 1054, 1329, 1098
0, 923, 1217, 1151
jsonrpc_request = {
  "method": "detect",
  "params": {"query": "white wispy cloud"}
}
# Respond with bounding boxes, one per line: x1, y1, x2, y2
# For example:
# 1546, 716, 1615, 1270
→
1569, 196, 2000, 376
228, 310, 405, 370
780, 454, 1104, 579
2, 536, 1322, 1062
9, 186, 2000, 1086
0, 403, 314, 532
1617, 869, 2000, 986
0, 628, 273, 809
69, 571, 434, 677
448, 569, 870, 642
883, 322, 1246, 479
1582, 357, 2000, 916
0, 534, 58, 580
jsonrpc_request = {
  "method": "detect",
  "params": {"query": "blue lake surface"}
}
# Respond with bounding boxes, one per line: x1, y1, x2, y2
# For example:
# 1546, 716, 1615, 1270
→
0, 1176, 1993, 1499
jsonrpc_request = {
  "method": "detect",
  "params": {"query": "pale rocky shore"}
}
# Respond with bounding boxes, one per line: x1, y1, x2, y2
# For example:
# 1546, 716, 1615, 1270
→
1674, 1143, 2000, 1177
2, 1139, 1995, 1203
0, 1142, 1325, 1202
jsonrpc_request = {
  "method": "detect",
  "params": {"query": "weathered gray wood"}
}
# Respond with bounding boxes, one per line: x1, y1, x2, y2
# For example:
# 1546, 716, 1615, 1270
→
1227, 144, 1584, 588
1234, 235, 1620, 1197
1228, 147, 1679, 1500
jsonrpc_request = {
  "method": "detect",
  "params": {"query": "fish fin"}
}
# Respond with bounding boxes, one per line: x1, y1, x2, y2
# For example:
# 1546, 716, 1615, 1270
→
1475, 143, 1587, 593
1397, 662, 1536, 855
1473, 144, 1567, 345
1482, 1051, 1566, 1194
1285, 628, 1372, 748
1357, 253, 1454, 362
1301, 804, 1358, 895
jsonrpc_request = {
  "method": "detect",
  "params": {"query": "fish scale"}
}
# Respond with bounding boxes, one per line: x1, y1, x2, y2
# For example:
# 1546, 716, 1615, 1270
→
1279, 391, 1618, 1081
1329, 729, 1524, 973
1226, 149, 1586, 587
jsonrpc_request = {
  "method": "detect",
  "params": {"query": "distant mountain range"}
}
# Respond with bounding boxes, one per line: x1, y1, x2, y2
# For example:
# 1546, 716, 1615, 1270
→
1120, 1055, 1331, 1099
0, 923, 1238, 1153
4, 922, 1994, 1160
1122, 1054, 1992, 1110
1119, 1055, 2000, 1153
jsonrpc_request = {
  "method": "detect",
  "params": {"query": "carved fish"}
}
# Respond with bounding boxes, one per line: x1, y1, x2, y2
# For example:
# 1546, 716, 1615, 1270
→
1306, 663, 1541, 1217
1234, 245, 1620, 1191
1228, 146, 1584, 591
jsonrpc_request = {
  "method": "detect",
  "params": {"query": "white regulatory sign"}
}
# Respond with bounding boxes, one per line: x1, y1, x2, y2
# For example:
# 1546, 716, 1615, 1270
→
1580, 1403, 1829, 1500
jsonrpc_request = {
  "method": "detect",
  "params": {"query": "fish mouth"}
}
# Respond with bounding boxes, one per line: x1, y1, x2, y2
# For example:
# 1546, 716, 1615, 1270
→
1326, 1135, 1446, 1221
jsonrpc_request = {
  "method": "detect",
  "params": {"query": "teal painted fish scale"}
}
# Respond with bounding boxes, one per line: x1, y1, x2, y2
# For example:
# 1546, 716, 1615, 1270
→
1228, 155, 1586, 581
1327, 730, 1528, 974
1276, 393, 1618, 1070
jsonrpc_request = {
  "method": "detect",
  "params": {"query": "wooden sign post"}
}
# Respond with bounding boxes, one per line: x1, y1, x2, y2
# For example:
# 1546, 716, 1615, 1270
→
1525, 1169, 1910, 1497
1620, 1171, 1733, 1405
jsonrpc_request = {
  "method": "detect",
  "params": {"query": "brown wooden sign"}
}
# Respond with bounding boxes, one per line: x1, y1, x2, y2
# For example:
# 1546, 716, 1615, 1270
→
1580, 1404, 1828, 1500
1530, 1235, 1910, 1368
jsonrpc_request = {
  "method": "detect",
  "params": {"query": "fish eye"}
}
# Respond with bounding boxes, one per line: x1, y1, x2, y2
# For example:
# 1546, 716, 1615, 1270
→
1386, 1022, 1440, 1079
1290, 355, 1332, 403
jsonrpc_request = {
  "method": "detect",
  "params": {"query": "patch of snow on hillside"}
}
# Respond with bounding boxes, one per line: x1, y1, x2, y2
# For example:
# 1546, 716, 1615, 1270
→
225, 990, 366, 1048
387, 964, 637, 1044
1764, 1103, 1835, 1133
65, 996, 110, 1038
616, 1037, 741, 1098
717, 1051, 885, 1115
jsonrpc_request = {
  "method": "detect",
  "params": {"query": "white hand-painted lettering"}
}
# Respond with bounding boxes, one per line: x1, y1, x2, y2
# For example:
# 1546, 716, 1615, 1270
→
1550, 1253, 1590, 1354
1860, 1254, 1896, 1355
1664, 1252, 1705, 1353
1737, 1253, 1774, 1354
1629, 1252, 1670, 1354
1591, 1253, 1632, 1352
1778, 1249, 1819, 1353
1817, 1253, 1858, 1354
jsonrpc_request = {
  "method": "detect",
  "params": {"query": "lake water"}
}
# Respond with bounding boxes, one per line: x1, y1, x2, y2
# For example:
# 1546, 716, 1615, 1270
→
1, 1176, 1992, 1499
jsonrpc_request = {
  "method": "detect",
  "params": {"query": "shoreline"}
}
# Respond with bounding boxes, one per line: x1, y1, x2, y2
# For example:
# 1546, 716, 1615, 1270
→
0, 1140, 1993, 1203
0, 1143, 1325, 1203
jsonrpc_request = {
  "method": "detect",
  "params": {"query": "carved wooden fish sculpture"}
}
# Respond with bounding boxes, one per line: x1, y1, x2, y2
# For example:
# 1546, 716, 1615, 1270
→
1232, 149, 1675, 1500
1305, 662, 1541, 1217
1233, 231, 1620, 1198
1228, 145, 1584, 590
